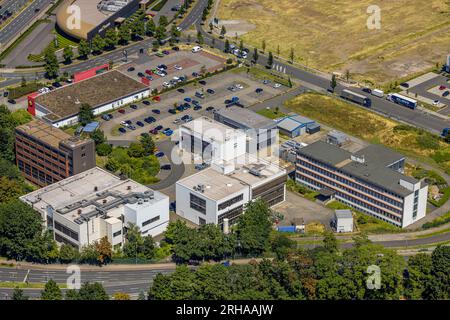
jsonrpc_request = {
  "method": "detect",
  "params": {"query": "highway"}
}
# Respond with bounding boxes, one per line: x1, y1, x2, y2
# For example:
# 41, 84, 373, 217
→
0, 0, 52, 47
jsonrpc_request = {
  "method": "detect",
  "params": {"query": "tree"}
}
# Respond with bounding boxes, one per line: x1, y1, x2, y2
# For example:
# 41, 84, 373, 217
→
104, 28, 118, 49
44, 48, 59, 79
158, 15, 168, 27
330, 74, 337, 92
132, 20, 146, 39
424, 245, 450, 299
140, 134, 155, 156
252, 47, 259, 63
80, 243, 99, 265
197, 31, 204, 44
96, 143, 112, 156
78, 282, 109, 300
289, 47, 294, 63
123, 224, 156, 260
65, 289, 80, 300
322, 231, 338, 253
138, 291, 146, 300
202, 7, 208, 22
0, 176, 25, 203
78, 40, 91, 59
224, 39, 230, 53
267, 51, 273, 69
270, 233, 296, 260
345, 69, 351, 82
276, 44, 280, 58
149, 265, 196, 300
170, 24, 181, 39
209, 22, 213, 33
41, 279, 62, 300
239, 39, 244, 53
105, 157, 120, 172
12, 287, 28, 300
127, 142, 145, 158
220, 25, 226, 38
59, 244, 79, 263
21, 76, 26, 87
235, 199, 272, 255
62, 46, 74, 64
261, 39, 266, 53
211, 38, 215, 48
118, 25, 131, 44
90, 129, 106, 145
95, 236, 112, 266
91, 34, 105, 54
404, 253, 432, 299
146, 19, 156, 36
78, 103, 94, 126
113, 292, 130, 300
155, 25, 166, 40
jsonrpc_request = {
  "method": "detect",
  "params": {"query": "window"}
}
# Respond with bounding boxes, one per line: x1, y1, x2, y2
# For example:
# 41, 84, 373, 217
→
142, 216, 160, 227
113, 230, 122, 237
54, 221, 79, 241
190, 193, 206, 214
218, 194, 243, 211
199, 217, 206, 225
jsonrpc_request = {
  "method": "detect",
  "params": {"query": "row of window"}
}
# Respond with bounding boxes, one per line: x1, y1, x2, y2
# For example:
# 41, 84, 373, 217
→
54, 221, 79, 241
142, 216, 160, 227
297, 160, 404, 208
15, 132, 66, 157
17, 146, 68, 171
190, 193, 207, 215
218, 194, 244, 211
297, 174, 402, 224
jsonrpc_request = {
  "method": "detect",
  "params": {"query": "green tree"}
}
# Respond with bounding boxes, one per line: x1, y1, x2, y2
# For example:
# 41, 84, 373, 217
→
197, 31, 204, 44
404, 253, 432, 299
118, 25, 131, 44
63, 46, 74, 64
12, 287, 28, 300
0, 176, 25, 203
78, 40, 91, 59
105, 157, 120, 172
235, 199, 272, 255
146, 19, 156, 36
78, 282, 109, 300
289, 47, 294, 63
138, 291, 146, 300
158, 15, 168, 27
90, 129, 106, 145
322, 231, 338, 253
41, 279, 62, 300
261, 39, 266, 53
95, 236, 112, 266
330, 74, 337, 92
424, 245, 450, 299
59, 243, 79, 263
270, 233, 296, 260
80, 243, 99, 265
170, 24, 181, 39
104, 28, 118, 49
267, 51, 273, 68
252, 47, 259, 63
44, 48, 59, 79
155, 25, 166, 41
345, 69, 351, 82
224, 39, 230, 53
96, 143, 112, 156
140, 134, 155, 155
65, 289, 79, 300
78, 103, 94, 126
220, 25, 226, 38
149, 265, 196, 300
127, 142, 145, 158
91, 34, 105, 54
209, 22, 213, 33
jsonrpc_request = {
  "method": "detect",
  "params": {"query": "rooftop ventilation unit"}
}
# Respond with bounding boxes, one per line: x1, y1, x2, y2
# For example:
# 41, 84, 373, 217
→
351, 155, 365, 164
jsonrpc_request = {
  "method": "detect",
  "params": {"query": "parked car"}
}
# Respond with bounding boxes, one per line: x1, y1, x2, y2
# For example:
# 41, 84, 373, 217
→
129, 125, 137, 130
206, 88, 215, 94
192, 100, 200, 106
172, 46, 180, 51
145, 116, 156, 123
191, 46, 202, 53
137, 72, 145, 77
118, 109, 125, 114
199, 80, 206, 85
433, 100, 440, 106
168, 109, 177, 114
439, 85, 447, 90
192, 72, 199, 77
101, 114, 113, 121
234, 83, 243, 90
274, 83, 282, 88
155, 152, 165, 157
149, 129, 158, 135
162, 50, 170, 55
362, 87, 372, 93
142, 100, 151, 106
127, 67, 135, 72
195, 91, 205, 99
3, 91, 8, 97
155, 125, 163, 131
262, 79, 270, 84
255, 88, 263, 93
400, 82, 410, 88
194, 105, 202, 111
161, 164, 172, 170
152, 109, 161, 114
206, 106, 215, 111
8, 99, 16, 104
130, 104, 138, 109
118, 127, 127, 133
52, 82, 62, 88
146, 76, 153, 81
174, 64, 183, 70
136, 121, 144, 127
177, 88, 185, 93
156, 52, 164, 57
443, 91, 450, 97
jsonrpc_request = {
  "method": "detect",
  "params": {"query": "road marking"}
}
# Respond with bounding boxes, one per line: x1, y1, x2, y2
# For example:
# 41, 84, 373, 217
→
23, 269, 30, 283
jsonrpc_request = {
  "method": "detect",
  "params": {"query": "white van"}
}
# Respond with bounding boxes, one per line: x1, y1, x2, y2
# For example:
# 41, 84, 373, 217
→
371, 89, 384, 98
192, 46, 202, 53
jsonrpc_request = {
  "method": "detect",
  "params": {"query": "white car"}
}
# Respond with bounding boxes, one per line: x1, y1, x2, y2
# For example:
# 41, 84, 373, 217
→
432, 100, 440, 106
274, 83, 282, 88
176, 26, 182, 32
173, 76, 180, 82
163, 82, 170, 87
120, 121, 129, 127
235, 83, 244, 90
192, 46, 202, 53
174, 65, 183, 70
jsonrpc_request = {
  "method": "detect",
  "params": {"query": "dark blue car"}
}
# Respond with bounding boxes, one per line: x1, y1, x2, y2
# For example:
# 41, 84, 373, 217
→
119, 127, 126, 133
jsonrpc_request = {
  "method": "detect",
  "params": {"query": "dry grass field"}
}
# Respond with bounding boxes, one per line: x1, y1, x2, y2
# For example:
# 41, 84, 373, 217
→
217, 0, 450, 84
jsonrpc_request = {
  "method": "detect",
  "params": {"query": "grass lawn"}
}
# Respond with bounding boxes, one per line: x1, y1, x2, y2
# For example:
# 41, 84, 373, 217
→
285, 93, 450, 174
0, 282, 67, 289
217, 0, 450, 85
422, 211, 450, 229
28, 30, 78, 62
256, 108, 286, 120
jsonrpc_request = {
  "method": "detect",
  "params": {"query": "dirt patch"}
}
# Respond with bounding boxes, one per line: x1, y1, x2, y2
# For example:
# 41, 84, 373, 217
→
218, 19, 256, 36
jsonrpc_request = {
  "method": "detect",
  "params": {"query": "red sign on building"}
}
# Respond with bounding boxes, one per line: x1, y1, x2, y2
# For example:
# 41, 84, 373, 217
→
27, 92, 39, 116
73, 64, 110, 83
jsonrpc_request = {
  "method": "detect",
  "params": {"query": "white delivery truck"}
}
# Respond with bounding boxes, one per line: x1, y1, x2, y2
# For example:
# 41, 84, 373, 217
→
371, 89, 384, 98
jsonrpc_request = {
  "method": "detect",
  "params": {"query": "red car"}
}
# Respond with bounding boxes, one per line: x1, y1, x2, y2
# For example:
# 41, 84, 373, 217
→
118, 109, 125, 114
153, 96, 161, 102
145, 69, 152, 75
149, 129, 159, 135
439, 85, 447, 90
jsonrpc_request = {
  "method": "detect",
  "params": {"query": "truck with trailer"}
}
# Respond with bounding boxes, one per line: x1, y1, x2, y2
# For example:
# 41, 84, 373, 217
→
386, 93, 417, 109
340, 89, 372, 107
371, 89, 384, 98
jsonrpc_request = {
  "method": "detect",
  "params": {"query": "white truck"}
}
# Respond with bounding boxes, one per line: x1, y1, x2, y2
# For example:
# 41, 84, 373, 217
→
371, 89, 384, 98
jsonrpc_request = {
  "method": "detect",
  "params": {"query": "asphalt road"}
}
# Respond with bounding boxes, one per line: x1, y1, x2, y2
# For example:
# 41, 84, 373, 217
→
0, 0, 52, 47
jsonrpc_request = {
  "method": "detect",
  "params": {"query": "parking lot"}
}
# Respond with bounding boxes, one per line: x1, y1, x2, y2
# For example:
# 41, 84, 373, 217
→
100, 69, 288, 142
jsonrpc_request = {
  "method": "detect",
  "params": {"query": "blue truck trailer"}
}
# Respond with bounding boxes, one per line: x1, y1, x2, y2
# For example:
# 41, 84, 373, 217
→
387, 93, 417, 109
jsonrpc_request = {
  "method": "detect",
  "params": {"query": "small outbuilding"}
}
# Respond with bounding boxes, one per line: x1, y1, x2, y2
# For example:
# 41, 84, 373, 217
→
276, 114, 317, 137
333, 209, 354, 233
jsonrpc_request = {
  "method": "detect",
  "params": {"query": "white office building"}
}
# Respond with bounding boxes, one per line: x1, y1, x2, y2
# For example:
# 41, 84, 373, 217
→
333, 209, 354, 233
20, 167, 169, 249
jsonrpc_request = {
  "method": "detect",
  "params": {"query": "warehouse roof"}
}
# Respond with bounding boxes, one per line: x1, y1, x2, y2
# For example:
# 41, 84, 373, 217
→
214, 107, 276, 130
298, 141, 418, 196
35, 70, 148, 123
335, 209, 353, 220
276, 114, 315, 132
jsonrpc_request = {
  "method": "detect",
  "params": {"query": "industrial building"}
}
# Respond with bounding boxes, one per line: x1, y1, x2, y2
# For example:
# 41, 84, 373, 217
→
333, 209, 354, 233
27, 70, 149, 127
296, 141, 428, 228
176, 154, 287, 227
56, 0, 142, 40
15, 119, 96, 187
179, 116, 247, 166
20, 167, 169, 249
276, 114, 320, 137
213, 107, 278, 152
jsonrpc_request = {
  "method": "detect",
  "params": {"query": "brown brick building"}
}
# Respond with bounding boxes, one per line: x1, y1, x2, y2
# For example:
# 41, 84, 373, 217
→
15, 120, 96, 187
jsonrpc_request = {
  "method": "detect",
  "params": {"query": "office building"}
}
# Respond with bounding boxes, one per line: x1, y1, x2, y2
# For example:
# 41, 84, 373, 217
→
296, 141, 428, 228
20, 167, 169, 249
15, 119, 96, 187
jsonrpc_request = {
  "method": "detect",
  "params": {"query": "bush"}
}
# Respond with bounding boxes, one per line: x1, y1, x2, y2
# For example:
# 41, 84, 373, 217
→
8, 82, 42, 99
96, 143, 112, 156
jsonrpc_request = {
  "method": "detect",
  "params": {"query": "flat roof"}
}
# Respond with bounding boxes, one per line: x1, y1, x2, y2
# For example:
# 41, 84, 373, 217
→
335, 209, 353, 219
298, 141, 418, 196
277, 115, 315, 132
20, 167, 166, 223
178, 154, 286, 200
35, 70, 148, 123
214, 107, 276, 130
15, 119, 87, 148
181, 116, 245, 143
